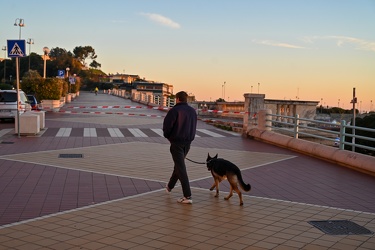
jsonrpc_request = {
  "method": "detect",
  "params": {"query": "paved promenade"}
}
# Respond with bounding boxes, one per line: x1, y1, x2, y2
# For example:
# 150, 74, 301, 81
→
0, 91, 374, 249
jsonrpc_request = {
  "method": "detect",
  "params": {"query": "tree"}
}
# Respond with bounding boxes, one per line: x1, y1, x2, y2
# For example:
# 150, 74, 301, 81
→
49, 47, 71, 58
48, 47, 81, 77
89, 60, 101, 69
73, 46, 98, 67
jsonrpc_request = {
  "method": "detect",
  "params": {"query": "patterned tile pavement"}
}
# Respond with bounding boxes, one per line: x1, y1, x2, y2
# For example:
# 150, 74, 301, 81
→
0, 91, 374, 249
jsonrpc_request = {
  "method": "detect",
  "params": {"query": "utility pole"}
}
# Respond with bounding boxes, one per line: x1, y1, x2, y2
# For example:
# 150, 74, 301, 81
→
351, 88, 357, 152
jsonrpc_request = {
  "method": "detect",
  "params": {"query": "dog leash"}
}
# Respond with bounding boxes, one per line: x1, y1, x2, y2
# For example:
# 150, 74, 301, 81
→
185, 157, 206, 165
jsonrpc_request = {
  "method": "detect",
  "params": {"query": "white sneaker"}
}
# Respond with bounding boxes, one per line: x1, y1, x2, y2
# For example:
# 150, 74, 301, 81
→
177, 197, 192, 204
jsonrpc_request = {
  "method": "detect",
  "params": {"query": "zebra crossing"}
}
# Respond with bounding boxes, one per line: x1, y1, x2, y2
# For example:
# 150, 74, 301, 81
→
0, 128, 239, 138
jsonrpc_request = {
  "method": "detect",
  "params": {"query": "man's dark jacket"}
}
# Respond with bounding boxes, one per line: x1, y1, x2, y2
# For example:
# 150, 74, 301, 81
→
163, 102, 197, 144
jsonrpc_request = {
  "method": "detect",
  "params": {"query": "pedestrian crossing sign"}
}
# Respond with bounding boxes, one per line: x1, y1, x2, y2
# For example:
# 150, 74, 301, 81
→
7, 40, 26, 57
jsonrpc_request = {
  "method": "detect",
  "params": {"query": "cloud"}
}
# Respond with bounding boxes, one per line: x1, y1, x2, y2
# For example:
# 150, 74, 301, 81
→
329, 36, 375, 52
140, 12, 181, 29
252, 39, 305, 49
303, 35, 375, 52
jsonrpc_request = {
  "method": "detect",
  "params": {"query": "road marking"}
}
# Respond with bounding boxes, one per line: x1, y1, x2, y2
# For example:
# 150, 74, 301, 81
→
84, 128, 97, 137
56, 128, 72, 137
197, 129, 225, 137
151, 128, 164, 137
107, 128, 124, 137
0, 129, 13, 137
129, 128, 148, 137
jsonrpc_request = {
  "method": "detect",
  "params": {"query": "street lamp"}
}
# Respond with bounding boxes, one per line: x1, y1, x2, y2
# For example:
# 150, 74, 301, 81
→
258, 82, 260, 94
1, 46, 6, 83
27, 38, 34, 71
223, 81, 226, 100
43, 47, 50, 78
66, 67, 70, 92
14, 18, 25, 39
14, 18, 25, 85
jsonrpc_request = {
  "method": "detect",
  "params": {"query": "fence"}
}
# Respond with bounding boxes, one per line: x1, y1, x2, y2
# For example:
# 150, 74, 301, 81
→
110, 89, 175, 108
265, 113, 375, 154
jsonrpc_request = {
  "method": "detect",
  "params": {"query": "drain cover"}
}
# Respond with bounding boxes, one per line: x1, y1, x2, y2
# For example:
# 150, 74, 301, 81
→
309, 220, 373, 235
1, 141, 14, 144
59, 154, 83, 158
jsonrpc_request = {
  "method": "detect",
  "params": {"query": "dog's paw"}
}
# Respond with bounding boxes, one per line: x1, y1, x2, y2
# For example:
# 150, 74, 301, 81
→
224, 197, 229, 200
214, 194, 219, 198
209, 187, 214, 191
240, 202, 244, 206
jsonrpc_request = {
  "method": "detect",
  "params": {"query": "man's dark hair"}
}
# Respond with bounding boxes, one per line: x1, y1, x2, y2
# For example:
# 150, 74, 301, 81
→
176, 91, 188, 103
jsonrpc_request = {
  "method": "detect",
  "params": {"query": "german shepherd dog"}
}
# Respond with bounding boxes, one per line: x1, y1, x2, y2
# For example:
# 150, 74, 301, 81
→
206, 153, 251, 206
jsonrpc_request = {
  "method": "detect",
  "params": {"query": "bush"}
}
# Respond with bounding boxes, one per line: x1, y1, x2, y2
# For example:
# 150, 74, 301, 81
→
69, 77, 81, 93
21, 70, 43, 96
21, 71, 64, 100
0, 83, 13, 90
39, 78, 64, 100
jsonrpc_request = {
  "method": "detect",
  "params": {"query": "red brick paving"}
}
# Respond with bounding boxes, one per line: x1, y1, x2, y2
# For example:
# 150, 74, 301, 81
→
1, 92, 375, 229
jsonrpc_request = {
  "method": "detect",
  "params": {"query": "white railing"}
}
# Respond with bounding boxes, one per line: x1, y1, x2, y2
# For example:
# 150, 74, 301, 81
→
266, 113, 375, 154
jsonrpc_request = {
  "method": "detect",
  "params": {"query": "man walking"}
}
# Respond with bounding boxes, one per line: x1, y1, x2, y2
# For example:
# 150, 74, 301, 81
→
163, 91, 197, 204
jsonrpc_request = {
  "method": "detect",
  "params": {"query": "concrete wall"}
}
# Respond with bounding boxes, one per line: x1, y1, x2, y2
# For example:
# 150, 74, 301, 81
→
246, 127, 375, 176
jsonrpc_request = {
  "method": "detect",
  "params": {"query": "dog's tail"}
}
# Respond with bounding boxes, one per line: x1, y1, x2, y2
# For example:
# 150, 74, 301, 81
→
237, 171, 251, 192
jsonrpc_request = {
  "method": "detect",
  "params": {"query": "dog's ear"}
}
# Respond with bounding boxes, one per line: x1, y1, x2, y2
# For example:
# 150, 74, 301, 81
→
214, 154, 218, 159
207, 153, 211, 161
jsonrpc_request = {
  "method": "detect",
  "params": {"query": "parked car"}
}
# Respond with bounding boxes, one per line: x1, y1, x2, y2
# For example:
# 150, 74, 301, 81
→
0, 90, 31, 121
27, 95, 41, 110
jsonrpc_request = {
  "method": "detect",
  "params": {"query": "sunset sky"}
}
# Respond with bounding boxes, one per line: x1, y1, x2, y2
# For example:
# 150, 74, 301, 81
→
1, 0, 374, 112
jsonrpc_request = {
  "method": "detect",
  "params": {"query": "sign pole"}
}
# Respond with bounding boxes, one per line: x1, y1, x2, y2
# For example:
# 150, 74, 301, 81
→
8, 39, 26, 138
16, 57, 20, 138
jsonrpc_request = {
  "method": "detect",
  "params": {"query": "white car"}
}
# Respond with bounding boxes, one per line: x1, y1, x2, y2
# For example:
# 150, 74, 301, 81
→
0, 90, 32, 121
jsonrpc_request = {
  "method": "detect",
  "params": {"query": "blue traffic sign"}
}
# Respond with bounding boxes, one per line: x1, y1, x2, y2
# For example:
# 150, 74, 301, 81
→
7, 40, 26, 57
69, 76, 76, 84
57, 70, 65, 78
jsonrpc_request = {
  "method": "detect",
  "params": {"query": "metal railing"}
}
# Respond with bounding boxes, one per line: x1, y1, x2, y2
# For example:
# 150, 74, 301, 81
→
266, 113, 375, 154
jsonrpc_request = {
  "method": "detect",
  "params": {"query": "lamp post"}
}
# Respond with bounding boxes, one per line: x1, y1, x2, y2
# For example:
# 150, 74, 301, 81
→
66, 67, 70, 93
320, 98, 323, 113
27, 38, 34, 71
258, 82, 260, 94
14, 18, 24, 75
223, 81, 226, 101
14, 18, 25, 39
14, 18, 25, 138
1, 46, 6, 83
43, 47, 50, 78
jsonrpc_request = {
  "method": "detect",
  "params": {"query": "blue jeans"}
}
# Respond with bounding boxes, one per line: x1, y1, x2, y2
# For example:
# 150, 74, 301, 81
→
167, 143, 191, 198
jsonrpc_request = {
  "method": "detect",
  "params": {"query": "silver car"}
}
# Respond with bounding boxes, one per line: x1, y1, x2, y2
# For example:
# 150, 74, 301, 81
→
0, 90, 32, 121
